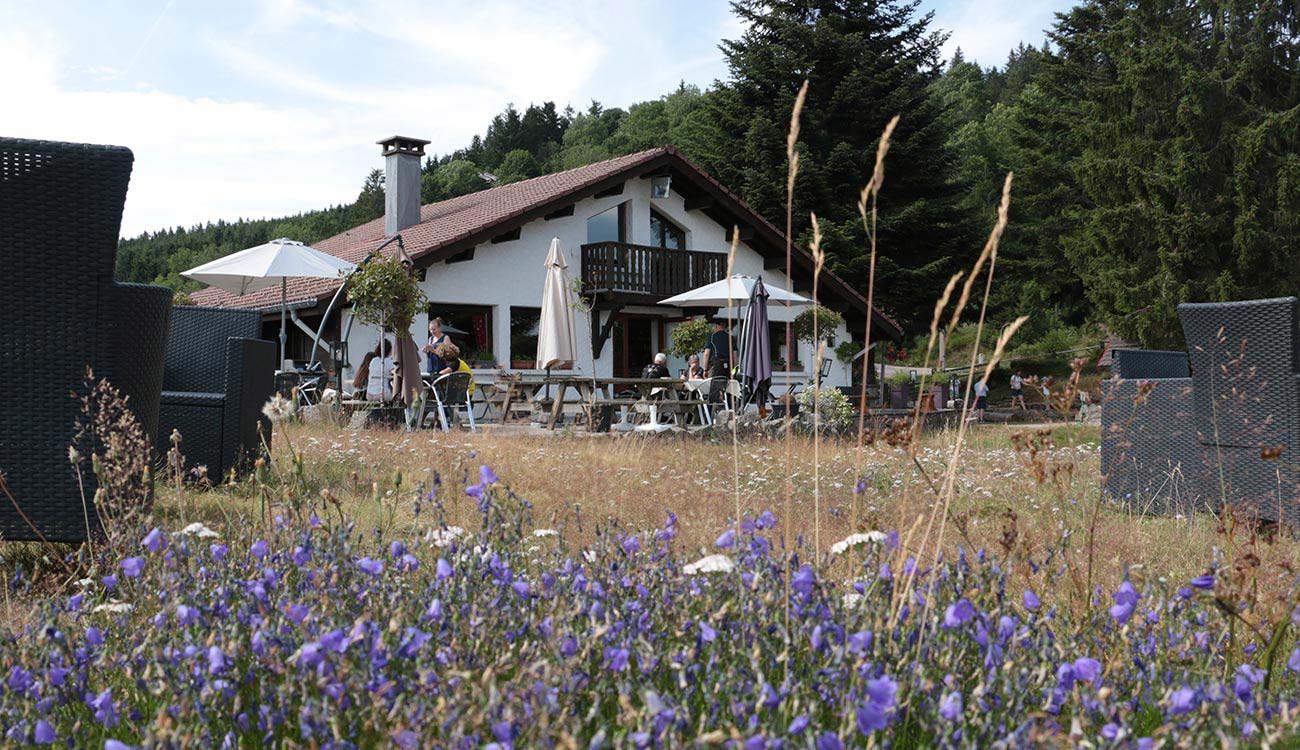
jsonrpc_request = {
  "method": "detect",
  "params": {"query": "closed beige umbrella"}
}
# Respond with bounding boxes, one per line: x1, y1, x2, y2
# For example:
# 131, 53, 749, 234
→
536, 238, 577, 371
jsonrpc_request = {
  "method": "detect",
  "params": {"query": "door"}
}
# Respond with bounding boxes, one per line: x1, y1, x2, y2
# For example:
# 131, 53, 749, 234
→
612, 315, 656, 377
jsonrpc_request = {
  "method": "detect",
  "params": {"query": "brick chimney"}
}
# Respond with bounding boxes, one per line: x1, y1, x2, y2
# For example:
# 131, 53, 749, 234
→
376, 135, 430, 236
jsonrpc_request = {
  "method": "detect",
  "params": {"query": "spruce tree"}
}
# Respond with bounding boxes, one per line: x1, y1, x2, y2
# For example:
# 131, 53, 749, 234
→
708, 0, 977, 329
1048, 0, 1300, 347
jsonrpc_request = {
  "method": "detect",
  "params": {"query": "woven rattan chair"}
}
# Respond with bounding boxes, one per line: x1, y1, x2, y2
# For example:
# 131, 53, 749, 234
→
0, 137, 172, 542
158, 306, 275, 479
1178, 298, 1300, 527
1100, 349, 1207, 516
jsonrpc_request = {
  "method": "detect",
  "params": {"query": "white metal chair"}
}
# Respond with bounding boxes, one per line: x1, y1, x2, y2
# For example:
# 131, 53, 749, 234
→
417, 372, 477, 432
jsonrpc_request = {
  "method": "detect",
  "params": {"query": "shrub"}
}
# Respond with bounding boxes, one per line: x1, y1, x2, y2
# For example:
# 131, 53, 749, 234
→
346, 254, 427, 331
670, 318, 711, 358
797, 385, 854, 430
792, 305, 844, 344
834, 339, 860, 364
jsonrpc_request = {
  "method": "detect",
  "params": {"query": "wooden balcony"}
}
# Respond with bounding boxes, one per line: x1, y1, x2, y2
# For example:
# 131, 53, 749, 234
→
580, 242, 727, 303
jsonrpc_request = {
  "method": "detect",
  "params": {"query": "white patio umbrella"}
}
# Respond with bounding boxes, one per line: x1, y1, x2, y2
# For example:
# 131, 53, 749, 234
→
659, 274, 813, 309
536, 238, 578, 371
182, 237, 357, 367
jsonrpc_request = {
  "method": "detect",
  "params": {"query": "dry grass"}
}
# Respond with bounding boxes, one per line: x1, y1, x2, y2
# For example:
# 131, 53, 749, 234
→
150, 420, 1300, 613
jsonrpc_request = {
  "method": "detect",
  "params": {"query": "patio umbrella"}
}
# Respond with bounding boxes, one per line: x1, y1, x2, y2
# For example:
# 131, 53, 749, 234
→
738, 277, 773, 408
393, 334, 423, 410
659, 274, 812, 309
536, 238, 577, 371
182, 238, 357, 367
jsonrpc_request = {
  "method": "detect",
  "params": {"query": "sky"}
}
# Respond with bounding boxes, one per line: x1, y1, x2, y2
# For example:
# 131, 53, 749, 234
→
0, 0, 1073, 237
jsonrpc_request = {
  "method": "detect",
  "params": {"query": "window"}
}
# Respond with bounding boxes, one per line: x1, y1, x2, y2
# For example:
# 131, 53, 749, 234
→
650, 209, 685, 249
769, 321, 799, 367
428, 304, 493, 365
509, 307, 542, 364
586, 202, 626, 244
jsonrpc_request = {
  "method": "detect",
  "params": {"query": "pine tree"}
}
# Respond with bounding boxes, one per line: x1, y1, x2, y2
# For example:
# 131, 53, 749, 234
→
707, 0, 977, 329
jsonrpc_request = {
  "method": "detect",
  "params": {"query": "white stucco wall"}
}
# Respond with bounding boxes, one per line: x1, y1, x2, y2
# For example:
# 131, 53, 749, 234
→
342, 177, 854, 389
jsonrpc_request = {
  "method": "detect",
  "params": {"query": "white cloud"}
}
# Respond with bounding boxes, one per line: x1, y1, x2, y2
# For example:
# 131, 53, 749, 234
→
0, 0, 708, 237
0, 30, 362, 235
934, 0, 1065, 67
268, 0, 606, 105
0, 4, 595, 236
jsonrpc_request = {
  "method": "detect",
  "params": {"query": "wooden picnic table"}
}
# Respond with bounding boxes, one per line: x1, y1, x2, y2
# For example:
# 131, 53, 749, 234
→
544, 376, 720, 431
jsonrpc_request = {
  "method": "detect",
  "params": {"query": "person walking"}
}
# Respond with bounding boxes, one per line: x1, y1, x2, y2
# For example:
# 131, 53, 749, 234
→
971, 378, 990, 422
1009, 370, 1026, 410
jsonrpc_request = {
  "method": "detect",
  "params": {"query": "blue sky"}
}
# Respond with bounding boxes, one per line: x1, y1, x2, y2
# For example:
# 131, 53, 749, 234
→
1, 0, 1072, 236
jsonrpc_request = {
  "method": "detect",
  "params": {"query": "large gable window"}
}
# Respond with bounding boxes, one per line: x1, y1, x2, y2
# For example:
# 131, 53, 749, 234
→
650, 209, 685, 250
586, 203, 627, 244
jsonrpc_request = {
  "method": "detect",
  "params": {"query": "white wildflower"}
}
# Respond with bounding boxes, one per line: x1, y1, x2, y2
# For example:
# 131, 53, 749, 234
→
261, 394, 296, 423
92, 601, 133, 614
76, 578, 94, 588
683, 554, 735, 575
179, 522, 220, 539
532, 529, 559, 538
829, 532, 887, 555
842, 592, 864, 608
425, 526, 466, 548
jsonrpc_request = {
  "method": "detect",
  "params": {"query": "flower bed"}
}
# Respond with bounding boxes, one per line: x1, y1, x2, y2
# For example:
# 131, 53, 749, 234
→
2, 464, 1298, 748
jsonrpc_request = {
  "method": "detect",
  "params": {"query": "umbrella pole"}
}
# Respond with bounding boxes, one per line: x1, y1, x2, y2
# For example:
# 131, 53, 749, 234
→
279, 278, 288, 370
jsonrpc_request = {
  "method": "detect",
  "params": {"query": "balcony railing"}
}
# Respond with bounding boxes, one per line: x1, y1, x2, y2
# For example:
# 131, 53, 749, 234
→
580, 242, 727, 301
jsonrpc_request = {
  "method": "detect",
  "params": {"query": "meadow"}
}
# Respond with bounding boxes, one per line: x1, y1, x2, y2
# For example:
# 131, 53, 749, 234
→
4, 413, 1300, 749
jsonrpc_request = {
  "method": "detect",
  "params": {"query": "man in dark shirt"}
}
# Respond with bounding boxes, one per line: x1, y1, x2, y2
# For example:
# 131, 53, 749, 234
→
701, 319, 733, 377
642, 352, 671, 379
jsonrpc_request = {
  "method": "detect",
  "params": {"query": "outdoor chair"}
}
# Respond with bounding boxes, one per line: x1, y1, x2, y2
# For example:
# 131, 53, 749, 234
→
418, 372, 477, 432
1178, 298, 1300, 527
702, 376, 742, 424
0, 137, 172, 542
1100, 348, 1205, 516
158, 306, 276, 480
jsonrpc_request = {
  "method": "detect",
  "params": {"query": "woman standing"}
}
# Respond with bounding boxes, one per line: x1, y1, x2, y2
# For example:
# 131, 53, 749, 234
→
423, 317, 449, 374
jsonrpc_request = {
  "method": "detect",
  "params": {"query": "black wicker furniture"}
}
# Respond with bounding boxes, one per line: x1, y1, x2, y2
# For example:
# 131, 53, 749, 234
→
1101, 298, 1300, 528
1178, 298, 1300, 527
1100, 349, 1206, 516
0, 137, 172, 542
158, 306, 275, 479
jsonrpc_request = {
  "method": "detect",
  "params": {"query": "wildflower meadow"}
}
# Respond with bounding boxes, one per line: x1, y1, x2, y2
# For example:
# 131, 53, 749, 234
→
4, 435, 1300, 749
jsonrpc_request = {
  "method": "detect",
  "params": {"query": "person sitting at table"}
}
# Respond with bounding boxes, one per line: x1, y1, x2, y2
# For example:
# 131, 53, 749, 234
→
682, 354, 705, 380
362, 340, 396, 402
642, 352, 671, 379
351, 339, 392, 398
434, 341, 475, 394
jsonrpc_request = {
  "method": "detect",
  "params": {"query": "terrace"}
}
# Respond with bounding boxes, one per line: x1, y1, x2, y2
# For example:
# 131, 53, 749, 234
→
579, 241, 728, 303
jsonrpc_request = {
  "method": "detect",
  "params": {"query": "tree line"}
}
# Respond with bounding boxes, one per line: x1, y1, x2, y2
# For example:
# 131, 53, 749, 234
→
118, 0, 1300, 347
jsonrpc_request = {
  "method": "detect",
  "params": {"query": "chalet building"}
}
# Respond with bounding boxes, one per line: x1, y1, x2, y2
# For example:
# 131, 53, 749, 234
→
192, 136, 901, 387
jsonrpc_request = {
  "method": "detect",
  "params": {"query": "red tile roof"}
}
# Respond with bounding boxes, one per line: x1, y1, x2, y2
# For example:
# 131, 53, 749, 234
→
191, 148, 665, 310
190, 146, 902, 338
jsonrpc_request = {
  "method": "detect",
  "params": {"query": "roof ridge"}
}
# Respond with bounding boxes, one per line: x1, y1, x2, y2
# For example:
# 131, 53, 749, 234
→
418, 146, 667, 211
